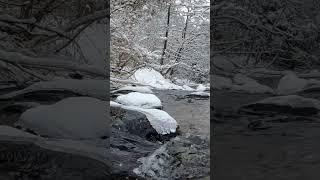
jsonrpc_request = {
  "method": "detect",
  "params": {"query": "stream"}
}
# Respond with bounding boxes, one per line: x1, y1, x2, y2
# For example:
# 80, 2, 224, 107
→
213, 76, 320, 180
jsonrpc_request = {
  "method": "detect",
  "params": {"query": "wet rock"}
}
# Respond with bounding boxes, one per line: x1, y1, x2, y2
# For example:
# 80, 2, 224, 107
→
0, 126, 111, 180
133, 135, 210, 180
111, 106, 177, 142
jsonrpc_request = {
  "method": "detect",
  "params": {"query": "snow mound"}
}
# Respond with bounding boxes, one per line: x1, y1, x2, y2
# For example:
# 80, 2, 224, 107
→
110, 102, 178, 135
255, 95, 320, 109
0, 79, 108, 100
131, 68, 184, 90
18, 97, 110, 139
112, 85, 153, 94
211, 75, 232, 90
182, 85, 195, 91
232, 74, 274, 94
277, 71, 308, 95
196, 84, 208, 92
277, 71, 320, 95
116, 92, 162, 109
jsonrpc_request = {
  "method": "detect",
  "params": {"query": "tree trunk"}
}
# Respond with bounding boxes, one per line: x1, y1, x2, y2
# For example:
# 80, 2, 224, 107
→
160, 4, 171, 65
175, 13, 189, 62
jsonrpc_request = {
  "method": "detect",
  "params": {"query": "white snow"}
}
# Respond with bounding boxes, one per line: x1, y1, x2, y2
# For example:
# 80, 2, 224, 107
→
232, 74, 274, 94
110, 101, 178, 135
252, 95, 320, 110
0, 79, 108, 100
17, 97, 110, 139
196, 84, 207, 92
116, 92, 162, 109
276, 71, 309, 95
112, 85, 153, 94
182, 85, 195, 91
189, 91, 210, 97
277, 71, 320, 95
131, 68, 184, 90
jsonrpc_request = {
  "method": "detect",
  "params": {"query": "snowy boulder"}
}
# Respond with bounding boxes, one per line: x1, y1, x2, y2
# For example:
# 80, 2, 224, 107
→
276, 71, 309, 95
239, 95, 320, 115
0, 79, 108, 101
131, 68, 184, 90
211, 75, 232, 90
111, 106, 177, 141
112, 85, 153, 94
116, 92, 162, 109
111, 102, 178, 136
17, 97, 110, 140
231, 74, 274, 94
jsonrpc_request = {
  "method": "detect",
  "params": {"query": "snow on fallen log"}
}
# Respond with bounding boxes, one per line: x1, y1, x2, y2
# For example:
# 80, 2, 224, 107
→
17, 97, 110, 140
0, 50, 108, 78
0, 79, 108, 100
110, 101, 178, 135
115, 92, 162, 109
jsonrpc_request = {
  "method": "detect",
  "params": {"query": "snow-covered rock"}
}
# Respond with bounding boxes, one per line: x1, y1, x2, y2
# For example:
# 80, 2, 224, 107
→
196, 84, 207, 91
276, 71, 309, 95
17, 97, 110, 139
240, 95, 320, 115
0, 79, 108, 100
112, 85, 153, 94
131, 68, 184, 90
110, 101, 178, 135
116, 92, 162, 109
232, 74, 274, 94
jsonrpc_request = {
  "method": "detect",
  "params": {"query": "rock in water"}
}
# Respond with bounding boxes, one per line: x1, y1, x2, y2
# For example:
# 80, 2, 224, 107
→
239, 95, 320, 115
0, 126, 111, 180
17, 97, 110, 140
115, 92, 162, 109
276, 71, 308, 95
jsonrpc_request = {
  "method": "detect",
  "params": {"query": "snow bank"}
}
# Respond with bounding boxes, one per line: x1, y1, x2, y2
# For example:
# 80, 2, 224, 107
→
18, 97, 110, 139
116, 92, 162, 109
112, 85, 153, 94
0, 79, 108, 100
131, 68, 184, 90
277, 71, 308, 95
110, 101, 178, 135
277, 71, 320, 95
249, 95, 320, 110
232, 74, 274, 94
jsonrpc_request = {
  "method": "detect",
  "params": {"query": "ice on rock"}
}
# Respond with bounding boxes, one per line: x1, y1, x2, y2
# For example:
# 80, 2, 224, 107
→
116, 92, 162, 109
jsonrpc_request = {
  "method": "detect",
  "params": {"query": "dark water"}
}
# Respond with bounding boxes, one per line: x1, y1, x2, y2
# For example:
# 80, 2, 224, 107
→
213, 88, 320, 180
